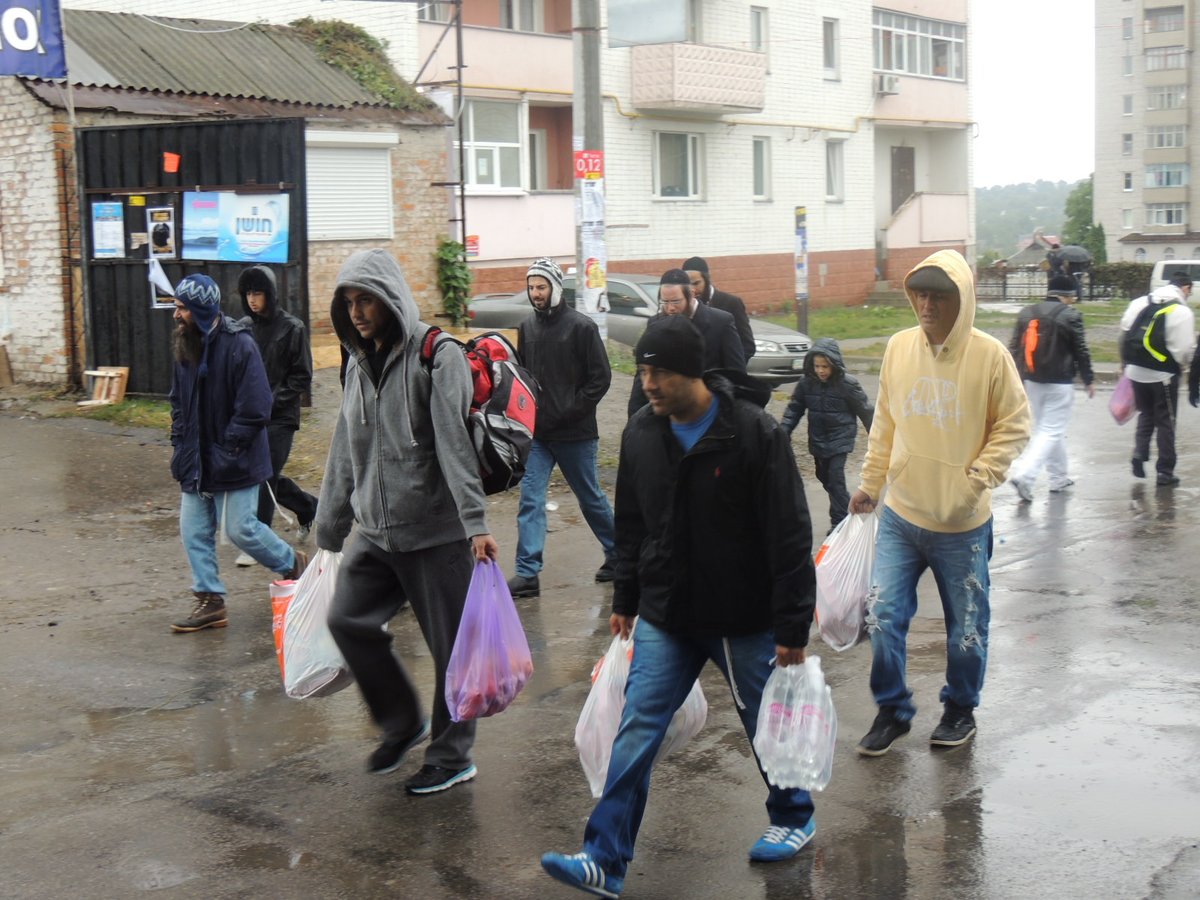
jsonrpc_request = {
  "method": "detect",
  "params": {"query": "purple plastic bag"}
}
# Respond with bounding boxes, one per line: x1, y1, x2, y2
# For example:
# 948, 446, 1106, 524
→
1110, 375, 1135, 425
445, 560, 534, 722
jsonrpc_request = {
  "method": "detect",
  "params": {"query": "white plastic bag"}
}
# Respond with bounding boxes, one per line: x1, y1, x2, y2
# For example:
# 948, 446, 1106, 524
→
271, 549, 353, 699
753, 656, 837, 791
574, 624, 708, 798
814, 513, 878, 652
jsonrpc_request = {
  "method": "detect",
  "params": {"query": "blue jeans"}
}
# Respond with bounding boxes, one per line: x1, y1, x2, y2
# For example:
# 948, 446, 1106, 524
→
866, 506, 993, 719
515, 438, 615, 577
180, 486, 297, 594
583, 620, 815, 878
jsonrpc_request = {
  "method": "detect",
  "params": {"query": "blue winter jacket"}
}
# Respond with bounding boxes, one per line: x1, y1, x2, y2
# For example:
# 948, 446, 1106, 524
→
780, 337, 874, 458
169, 316, 273, 494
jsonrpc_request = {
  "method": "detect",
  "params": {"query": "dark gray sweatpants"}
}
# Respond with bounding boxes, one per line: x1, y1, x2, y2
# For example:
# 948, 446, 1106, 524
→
328, 533, 476, 770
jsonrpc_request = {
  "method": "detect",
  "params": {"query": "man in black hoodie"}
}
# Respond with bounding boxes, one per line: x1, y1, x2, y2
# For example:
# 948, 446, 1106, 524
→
508, 257, 616, 599
541, 316, 817, 898
683, 255, 755, 360
235, 265, 317, 563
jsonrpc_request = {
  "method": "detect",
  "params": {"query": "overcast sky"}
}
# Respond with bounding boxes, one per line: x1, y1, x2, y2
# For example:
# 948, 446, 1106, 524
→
971, 0, 1095, 188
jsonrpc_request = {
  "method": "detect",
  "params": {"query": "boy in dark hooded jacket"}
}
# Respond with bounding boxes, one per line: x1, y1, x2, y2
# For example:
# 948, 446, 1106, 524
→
236, 265, 318, 554
780, 337, 874, 530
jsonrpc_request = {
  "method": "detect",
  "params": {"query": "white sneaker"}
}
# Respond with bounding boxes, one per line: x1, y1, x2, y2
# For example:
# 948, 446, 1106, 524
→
235, 551, 256, 567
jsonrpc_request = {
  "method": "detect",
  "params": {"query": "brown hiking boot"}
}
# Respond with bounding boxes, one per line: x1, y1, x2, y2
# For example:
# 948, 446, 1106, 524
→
286, 547, 309, 581
171, 592, 228, 633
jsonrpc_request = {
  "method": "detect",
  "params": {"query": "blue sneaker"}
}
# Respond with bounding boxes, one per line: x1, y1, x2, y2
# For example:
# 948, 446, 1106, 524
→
749, 821, 816, 862
541, 851, 623, 898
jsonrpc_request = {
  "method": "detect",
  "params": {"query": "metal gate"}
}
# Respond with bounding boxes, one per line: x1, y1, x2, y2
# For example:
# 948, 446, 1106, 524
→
78, 118, 307, 396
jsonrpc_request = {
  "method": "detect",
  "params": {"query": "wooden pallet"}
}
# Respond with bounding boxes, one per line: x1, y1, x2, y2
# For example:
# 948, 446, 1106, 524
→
78, 366, 129, 407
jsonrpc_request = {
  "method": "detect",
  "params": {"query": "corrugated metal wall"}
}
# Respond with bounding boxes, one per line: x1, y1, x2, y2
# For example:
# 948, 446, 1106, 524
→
79, 118, 307, 396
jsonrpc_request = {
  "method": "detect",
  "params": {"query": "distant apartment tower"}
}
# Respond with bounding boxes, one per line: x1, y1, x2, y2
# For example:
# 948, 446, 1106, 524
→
1095, 1, 1199, 263
66, 0, 974, 309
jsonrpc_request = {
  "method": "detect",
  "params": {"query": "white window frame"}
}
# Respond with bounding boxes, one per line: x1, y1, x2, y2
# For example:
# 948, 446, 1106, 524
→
825, 139, 845, 202
1122, 133, 1134, 155
873, 10, 965, 81
1122, 55, 1133, 76
417, 1, 451, 23
1146, 203, 1186, 226
305, 130, 398, 241
1148, 85, 1186, 110
1122, 208, 1133, 229
528, 127, 548, 191
457, 99, 525, 192
499, 0, 543, 33
1135, 248, 1147, 262
1124, 172, 1134, 191
1122, 17, 1133, 39
1146, 46, 1187, 71
653, 131, 703, 200
1145, 6, 1184, 33
750, 6, 768, 54
1164, 247, 1176, 260
686, 0, 703, 43
1147, 124, 1187, 149
752, 136, 771, 201
1146, 163, 1189, 188
823, 18, 840, 80
1122, 94, 1133, 115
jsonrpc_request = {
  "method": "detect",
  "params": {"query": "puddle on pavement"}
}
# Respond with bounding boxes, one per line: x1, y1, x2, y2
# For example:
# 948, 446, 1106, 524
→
227, 843, 314, 871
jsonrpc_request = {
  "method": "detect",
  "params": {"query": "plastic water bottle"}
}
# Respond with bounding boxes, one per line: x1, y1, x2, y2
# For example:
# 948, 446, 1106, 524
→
755, 656, 837, 791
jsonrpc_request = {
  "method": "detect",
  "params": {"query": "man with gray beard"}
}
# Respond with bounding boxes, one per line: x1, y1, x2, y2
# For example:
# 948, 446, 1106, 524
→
168, 274, 306, 633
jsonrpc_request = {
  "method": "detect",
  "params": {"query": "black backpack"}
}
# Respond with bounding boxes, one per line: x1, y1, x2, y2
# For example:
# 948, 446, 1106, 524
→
1019, 302, 1068, 377
1121, 300, 1180, 373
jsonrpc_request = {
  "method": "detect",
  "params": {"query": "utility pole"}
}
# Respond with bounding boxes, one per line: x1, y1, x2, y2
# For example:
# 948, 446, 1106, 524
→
572, 0, 607, 321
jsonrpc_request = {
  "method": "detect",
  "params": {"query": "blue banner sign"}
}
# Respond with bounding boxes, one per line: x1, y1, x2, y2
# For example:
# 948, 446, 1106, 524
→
0, 1, 67, 79
181, 191, 291, 264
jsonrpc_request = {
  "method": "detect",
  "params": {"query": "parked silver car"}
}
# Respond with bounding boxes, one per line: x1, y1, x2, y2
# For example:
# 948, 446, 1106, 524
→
468, 273, 811, 385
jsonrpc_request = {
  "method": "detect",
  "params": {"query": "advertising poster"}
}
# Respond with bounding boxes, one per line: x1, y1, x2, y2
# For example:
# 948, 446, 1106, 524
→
181, 191, 290, 263
91, 201, 125, 259
147, 207, 176, 259
0, 0, 67, 79
574, 150, 608, 319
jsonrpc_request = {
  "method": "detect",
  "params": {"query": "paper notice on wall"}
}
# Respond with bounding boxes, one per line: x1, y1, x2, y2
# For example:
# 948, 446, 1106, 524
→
91, 201, 125, 259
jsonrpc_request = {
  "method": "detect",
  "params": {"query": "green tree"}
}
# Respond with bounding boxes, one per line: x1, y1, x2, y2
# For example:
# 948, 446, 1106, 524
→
1061, 175, 1107, 264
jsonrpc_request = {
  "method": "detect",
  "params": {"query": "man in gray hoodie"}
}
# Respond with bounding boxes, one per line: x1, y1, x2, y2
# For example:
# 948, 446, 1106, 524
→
315, 249, 498, 795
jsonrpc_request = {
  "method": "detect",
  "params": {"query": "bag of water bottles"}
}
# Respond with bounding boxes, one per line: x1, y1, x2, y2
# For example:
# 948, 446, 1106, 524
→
753, 655, 837, 791
814, 513, 877, 652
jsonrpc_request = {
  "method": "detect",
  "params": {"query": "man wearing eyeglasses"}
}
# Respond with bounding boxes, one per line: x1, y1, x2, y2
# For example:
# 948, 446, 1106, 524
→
627, 268, 745, 417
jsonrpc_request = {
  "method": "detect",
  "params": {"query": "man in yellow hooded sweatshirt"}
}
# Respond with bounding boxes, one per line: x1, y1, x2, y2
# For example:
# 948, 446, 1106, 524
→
849, 250, 1030, 755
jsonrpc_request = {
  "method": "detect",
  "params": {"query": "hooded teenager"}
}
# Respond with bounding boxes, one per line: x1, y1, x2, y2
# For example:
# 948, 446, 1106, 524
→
315, 248, 498, 795
849, 249, 1029, 756
235, 265, 317, 553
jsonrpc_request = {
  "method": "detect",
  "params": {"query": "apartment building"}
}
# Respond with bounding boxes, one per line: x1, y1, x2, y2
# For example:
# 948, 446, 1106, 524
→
65, 0, 973, 309
1095, 1, 1200, 263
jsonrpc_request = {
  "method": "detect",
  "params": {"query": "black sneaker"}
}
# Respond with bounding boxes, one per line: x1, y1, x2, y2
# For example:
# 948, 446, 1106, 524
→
507, 573, 540, 598
1132, 458, 1146, 479
405, 763, 477, 795
1157, 474, 1181, 486
595, 561, 615, 583
367, 721, 430, 775
930, 704, 977, 748
856, 708, 911, 757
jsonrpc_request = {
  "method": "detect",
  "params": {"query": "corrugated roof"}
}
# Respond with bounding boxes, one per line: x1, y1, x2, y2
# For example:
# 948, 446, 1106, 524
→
62, 9, 385, 109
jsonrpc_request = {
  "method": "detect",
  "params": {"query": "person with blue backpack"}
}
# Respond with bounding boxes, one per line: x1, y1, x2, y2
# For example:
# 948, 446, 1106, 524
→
1006, 274, 1095, 501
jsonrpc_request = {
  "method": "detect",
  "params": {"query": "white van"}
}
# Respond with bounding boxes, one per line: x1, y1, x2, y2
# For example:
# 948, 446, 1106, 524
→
1149, 260, 1200, 292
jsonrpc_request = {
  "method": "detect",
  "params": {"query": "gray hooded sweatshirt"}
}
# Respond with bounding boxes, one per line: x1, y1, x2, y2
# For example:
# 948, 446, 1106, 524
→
315, 249, 487, 554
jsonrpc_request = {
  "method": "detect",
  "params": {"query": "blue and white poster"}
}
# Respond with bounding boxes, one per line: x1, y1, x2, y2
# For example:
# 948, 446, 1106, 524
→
0, 1, 67, 79
181, 191, 290, 263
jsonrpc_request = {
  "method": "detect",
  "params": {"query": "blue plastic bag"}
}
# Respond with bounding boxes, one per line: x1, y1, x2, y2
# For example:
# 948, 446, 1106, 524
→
445, 560, 534, 722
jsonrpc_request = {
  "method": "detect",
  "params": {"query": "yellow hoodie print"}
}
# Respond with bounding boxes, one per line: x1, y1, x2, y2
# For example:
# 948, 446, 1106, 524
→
858, 249, 1030, 533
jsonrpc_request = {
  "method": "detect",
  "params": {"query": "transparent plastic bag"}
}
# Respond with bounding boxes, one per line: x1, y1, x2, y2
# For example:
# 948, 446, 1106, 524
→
753, 656, 837, 791
814, 513, 878, 652
574, 623, 708, 798
1109, 375, 1135, 425
445, 560, 534, 722
270, 549, 353, 699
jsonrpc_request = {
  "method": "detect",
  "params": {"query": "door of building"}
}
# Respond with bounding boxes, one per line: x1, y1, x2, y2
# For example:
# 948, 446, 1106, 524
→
891, 146, 915, 214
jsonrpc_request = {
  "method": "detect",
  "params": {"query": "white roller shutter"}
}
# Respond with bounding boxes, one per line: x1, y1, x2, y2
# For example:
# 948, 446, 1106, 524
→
306, 146, 393, 241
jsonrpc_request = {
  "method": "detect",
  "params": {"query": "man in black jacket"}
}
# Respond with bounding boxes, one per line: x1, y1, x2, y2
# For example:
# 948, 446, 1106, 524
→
1006, 274, 1095, 500
235, 265, 318, 566
627, 268, 745, 417
509, 257, 615, 598
541, 316, 818, 898
683, 255, 755, 359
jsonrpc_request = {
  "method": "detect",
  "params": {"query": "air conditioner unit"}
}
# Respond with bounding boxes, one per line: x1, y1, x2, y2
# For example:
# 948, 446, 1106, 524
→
877, 74, 900, 96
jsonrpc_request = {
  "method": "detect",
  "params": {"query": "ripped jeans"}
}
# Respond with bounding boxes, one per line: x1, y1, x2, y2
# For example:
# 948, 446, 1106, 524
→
866, 506, 993, 719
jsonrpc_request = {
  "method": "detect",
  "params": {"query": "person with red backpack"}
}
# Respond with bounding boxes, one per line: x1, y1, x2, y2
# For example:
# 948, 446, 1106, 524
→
508, 257, 616, 599
1006, 274, 1095, 501
1119, 272, 1195, 486
314, 249, 499, 794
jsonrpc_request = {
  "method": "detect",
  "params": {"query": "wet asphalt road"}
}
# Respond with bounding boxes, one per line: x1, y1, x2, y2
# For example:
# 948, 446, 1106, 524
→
1, 370, 1199, 900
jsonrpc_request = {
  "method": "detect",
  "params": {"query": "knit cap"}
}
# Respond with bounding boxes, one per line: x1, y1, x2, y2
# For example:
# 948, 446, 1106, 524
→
635, 315, 705, 378
1047, 275, 1076, 296
175, 274, 222, 334
527, 257, 564, 308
